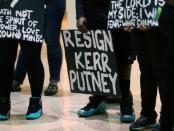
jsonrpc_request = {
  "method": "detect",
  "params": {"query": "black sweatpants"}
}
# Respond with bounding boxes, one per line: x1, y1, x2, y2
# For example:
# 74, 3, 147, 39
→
131, 29, 166, 120
0, 38, 44, 98
159, 4, 174, 130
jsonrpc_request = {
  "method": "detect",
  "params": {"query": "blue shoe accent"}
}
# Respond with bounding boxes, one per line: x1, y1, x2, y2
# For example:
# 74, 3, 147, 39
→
0, 111, 10, 120
26, 97, 42, 120
26, 109, 42, 120
0, 97, 10, 121
120, 101, 136, 123
78, 101, 107, 117
120, 112, 136, 123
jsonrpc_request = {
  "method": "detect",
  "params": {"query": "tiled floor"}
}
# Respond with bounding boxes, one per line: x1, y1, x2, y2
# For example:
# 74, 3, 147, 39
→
0, 42, 162, 131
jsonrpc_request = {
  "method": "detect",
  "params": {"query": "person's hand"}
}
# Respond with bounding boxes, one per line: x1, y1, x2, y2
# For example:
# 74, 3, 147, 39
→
124, 27, 134, 32
76, 17, 88, 33
137, 24, 149, 31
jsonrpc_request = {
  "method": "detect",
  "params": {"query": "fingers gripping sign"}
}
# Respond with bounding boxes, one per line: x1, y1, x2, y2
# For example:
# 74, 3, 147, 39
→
10, 0, 19, 8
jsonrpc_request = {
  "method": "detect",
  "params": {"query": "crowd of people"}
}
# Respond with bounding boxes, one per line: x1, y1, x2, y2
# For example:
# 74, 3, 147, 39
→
0, 0, 174, 131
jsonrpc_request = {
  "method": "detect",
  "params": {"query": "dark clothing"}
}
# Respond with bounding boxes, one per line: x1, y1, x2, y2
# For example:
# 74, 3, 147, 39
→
76, 0, 109, 29
159, 4, 174, 130
76, 0, 135, 100
166, 0, 174, 7
131, 29, 167, 120
76, 0, 108, 19
112, 29, 135, 65
76, 0, 135, 65
0, 39, 44, 98
13, 51, 26, 84
13, 0, 65, 84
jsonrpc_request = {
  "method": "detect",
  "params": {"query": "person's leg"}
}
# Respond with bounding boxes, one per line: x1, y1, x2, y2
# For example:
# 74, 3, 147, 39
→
145, 28, 167, 131
157, 4, 174, 131
130, 30, 158, 130
0, 38, 18, 120
12, 50, 27, 92
44, 0, 65, 96
111, 29, 135, 123
20, 41, 44, 119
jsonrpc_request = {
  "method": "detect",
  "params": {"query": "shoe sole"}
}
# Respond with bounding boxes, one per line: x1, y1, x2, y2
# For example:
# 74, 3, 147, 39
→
26, 110, 42, 120
0, 112, 10, 121
130, 123, 156, 131
120, 114, 136, 123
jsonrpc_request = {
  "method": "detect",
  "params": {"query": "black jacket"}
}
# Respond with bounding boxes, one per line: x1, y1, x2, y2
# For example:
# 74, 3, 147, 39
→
76, 0, 109, 29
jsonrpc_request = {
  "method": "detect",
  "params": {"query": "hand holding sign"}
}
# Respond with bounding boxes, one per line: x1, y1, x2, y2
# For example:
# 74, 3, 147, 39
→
10, 0, 19, 8
76, 17, 88, 33
137, 24, 150, 31
62, 30, 119, 96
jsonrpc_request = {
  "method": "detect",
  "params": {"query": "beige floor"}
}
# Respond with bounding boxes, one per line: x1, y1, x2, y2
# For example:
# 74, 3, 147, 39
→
0, 19, 162, 131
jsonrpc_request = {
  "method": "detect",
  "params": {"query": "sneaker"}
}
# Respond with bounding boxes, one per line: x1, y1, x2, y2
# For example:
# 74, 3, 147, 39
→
0, 97, 10, 120
152, 123, 161, 131
11, 80, 21, 92
120, 102, 136, 123
152, 122, 174, 131
77, 99, 107, 117
44, 82, 58, 96
129, 116, 156, 130
26, 97, 42, 120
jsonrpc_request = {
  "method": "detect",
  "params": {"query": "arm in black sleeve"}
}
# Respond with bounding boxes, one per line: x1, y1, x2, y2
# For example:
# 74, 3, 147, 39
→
76, 0, 85, 19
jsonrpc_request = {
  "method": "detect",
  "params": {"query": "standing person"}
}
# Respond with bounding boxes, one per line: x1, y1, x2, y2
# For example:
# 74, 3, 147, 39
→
11, 0, 66, 96
76, 0, 136, 123
151, 1, 174, 131
129, 28, 167, 131
0, 39, 44, 120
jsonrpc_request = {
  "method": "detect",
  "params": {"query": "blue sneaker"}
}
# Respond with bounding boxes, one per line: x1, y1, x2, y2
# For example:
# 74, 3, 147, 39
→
0, 97, 10, 121
26, 97, 42, 120
120, 102, 136, 123
77, 98, 107, 117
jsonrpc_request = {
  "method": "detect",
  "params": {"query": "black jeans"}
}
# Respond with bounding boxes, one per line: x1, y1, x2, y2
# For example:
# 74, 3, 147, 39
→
0, 38, 44, 98
159, 4, 174, 130
131, 29, 166, 120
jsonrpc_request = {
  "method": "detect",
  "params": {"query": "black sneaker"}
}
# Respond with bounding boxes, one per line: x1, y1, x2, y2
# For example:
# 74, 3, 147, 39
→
120, 102, 136, 123
25, 97, 42, 120
129, 116, 156, 130
44, 82, 58, 96
77, 96, 107, 117
0, 97, 10, 120
152, 123, 161, 131
11, 80, 21, 92
152, 122, 174, 131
